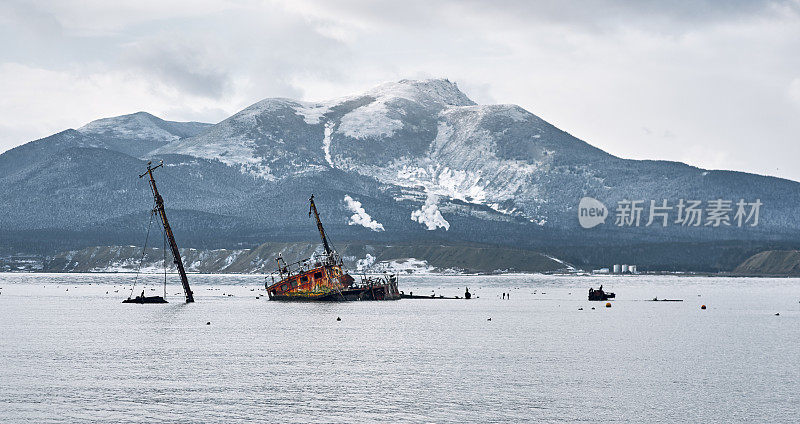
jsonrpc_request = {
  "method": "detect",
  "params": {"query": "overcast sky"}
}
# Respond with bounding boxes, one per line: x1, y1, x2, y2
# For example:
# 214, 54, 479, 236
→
1, 0, 799, 180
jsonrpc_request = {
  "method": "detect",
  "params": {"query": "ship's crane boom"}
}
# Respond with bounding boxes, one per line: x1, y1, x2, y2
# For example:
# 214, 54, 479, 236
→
140, 161, 194, 303
309, 194, 332, 255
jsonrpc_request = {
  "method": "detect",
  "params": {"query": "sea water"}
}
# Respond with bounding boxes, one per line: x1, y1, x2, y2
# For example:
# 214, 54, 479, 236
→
0, 273, 798, 423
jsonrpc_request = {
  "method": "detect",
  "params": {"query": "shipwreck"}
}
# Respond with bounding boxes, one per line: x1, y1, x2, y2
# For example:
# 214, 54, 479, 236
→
265, 195, 400, 301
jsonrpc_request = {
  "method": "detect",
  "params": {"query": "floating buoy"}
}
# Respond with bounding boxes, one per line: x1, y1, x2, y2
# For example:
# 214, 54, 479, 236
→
701, 305, 706, 309
206, 322, 211, 325
605, 302, 611, 308
336, 317, 341, 321
775, 313, 780, 316
256, 296, 260, 299
591, 307, 595, 310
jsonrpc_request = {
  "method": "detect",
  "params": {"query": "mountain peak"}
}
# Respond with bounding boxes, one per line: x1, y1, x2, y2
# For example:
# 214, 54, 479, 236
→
78, 111, 163, 137
77, 111, 211, 146
366, 78, 476, 107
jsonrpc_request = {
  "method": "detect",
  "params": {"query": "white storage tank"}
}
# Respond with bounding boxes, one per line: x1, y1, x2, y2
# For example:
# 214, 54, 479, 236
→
613, 264, 622, 274
629, 265, 638, 274
621, 264, 630, 273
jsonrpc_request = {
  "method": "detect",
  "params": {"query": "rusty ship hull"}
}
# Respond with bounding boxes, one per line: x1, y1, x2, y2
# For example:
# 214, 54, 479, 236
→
266, 261, 400, 302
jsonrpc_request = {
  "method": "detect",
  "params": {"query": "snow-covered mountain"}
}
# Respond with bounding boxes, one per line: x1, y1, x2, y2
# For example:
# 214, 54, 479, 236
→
2, 79, 799, 271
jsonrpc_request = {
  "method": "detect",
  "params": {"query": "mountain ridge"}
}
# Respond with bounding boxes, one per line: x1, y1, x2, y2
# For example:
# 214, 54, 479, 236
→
1, 78, 798, 271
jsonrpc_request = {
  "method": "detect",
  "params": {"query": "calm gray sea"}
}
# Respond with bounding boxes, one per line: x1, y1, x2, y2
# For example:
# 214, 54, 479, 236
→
0, 273, 798, 423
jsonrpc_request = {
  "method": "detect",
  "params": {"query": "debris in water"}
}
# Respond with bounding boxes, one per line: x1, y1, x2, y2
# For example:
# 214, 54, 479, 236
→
589, 285, 614, 301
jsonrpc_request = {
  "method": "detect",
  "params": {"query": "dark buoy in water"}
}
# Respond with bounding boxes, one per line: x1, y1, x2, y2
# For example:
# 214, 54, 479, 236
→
775, 312, 780, 316
578, 307, 583, 310
701, 305, 707, 310
605, 302, 611, 308
206, 321, 211, 325
336, 317, 341, 321
591, 307, 595, 310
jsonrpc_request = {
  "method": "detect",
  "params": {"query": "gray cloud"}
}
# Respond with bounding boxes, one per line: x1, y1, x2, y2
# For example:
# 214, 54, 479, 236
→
124, 37, 233, 99
2, 0, 800, 182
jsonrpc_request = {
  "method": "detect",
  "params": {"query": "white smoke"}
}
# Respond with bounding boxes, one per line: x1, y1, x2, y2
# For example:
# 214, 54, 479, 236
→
356, 253, 376, 271
411, 193, 450, 231
343, 195, 385, 232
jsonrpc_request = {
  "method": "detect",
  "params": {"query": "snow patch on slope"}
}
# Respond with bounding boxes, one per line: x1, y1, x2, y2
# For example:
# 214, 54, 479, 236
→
323, 122, 334, 166
344, 195, 385, 231
411, 194, 450, 230
339, 101, 403, 139
543, 254, 576, 272
371, 258, 436, 274
337, 106, 551, 223
293, 101, 332, 125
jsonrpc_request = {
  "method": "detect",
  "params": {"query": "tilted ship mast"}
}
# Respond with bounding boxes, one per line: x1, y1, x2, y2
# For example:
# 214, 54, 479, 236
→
309, 194, 332, 256
139, 161, 194, 303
